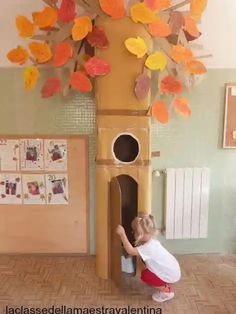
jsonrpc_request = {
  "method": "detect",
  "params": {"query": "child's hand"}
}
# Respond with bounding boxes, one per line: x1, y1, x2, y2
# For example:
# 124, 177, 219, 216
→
116, 225, 125, 237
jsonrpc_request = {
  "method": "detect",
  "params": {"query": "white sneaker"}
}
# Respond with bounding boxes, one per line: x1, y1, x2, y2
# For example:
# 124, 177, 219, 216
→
152, 291, 175, 303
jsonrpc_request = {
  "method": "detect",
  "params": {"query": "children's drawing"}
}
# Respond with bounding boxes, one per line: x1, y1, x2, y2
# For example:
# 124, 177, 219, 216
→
0, 174, 22, 204
0, 139, 20, 171
22, 174, 46, 204
20, 139, 44, 170
44, 139, 67, 171
46, 174, 68, 205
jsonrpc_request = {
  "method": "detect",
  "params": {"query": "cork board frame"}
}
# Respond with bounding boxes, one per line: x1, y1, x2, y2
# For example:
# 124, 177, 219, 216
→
0, 135, 89, 254
223, 83, 236, 148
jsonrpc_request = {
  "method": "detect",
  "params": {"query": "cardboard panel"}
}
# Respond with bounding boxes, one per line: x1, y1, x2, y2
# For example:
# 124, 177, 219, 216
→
95, 17, 152, 110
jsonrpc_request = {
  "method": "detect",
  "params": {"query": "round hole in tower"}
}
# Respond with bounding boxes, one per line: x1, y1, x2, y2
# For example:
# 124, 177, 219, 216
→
112, 133, 140, 163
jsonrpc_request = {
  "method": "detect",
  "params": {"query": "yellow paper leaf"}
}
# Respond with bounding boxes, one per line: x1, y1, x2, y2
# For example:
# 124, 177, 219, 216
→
190, 0, 207, 20
145, 52, 167, 70
32, 7, 58, 28
24, 66, 40, 91
29, 42, 52, 64
7, 47, 29, 65
171, 45, 193, 63
16, 16, 35, 38
125, 37, 148, 58
130, 3, 157, 24
72, 16, 93, 41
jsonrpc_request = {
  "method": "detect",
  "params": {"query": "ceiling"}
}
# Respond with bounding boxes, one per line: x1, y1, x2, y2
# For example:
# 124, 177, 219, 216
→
0, 0, 236, 68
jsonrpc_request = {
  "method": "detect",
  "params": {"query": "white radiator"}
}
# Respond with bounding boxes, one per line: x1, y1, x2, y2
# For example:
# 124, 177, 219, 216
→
165, 168, 210, 239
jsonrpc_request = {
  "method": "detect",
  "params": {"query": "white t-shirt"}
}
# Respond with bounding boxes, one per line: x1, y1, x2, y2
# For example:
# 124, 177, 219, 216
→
137, 238, 181, 283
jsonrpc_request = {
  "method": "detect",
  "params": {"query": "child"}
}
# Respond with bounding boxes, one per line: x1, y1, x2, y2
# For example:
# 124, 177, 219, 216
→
116, 214, 181, 303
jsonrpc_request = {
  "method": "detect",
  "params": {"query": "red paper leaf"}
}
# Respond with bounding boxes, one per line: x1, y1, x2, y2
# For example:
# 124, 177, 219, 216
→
58, 0, 76, 23
70, 71, 93, 92
86, 26, 109, 49
41, 77, 62, 98
134, 73, 151, 100
53, 42, 73, 67
84, 57, 111, 77
152, 101, 169, 124
160, 75, 182, 95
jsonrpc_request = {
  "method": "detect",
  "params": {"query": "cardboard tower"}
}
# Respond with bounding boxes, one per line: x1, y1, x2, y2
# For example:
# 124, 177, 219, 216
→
95, 17, 152, 284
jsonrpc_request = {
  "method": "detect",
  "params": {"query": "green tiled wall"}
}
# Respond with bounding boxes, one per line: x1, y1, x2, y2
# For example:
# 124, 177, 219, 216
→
0, 68, 235, 254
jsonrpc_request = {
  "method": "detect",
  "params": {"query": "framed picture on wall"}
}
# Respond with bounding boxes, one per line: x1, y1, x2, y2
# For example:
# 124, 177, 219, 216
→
223, 83, 236, 148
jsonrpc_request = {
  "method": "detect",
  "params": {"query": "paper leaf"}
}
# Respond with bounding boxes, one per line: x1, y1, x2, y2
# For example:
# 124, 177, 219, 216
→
29, 42, 52, 64
130, 3, 157, 24
171, 45, 193, 63
160, 75, 182, 94
53, 42, 73, 67
70, 71, 93, 92
174, 97, 191, 117
184, 16, 200, 38
84, 57, 111, 77
86, 26, 109, 49
144, 0, 171, 12
190, 0, 207, 20
7, 47, 29, 65
169, 11, 185, 34
125, 37, 148, 58
41, 77, 62, 97
72, 16, 93, 41
99, 0, 125, 19
145, 52, 167, 70
152, 101, 169, 124
16, 16, 35, 38
24, 66, 40, 91
134, 73, 151, 99
185, 59, 207, 75
58, 0, 76, 23
32, 7, 58, 28
148, 20, 171, 37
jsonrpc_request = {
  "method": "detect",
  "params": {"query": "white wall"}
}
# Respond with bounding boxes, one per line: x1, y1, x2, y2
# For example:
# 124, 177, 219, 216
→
0, 0, 236, 68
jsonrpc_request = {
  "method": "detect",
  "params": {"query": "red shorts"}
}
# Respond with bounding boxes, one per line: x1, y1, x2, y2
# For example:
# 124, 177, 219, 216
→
141, 268, 167, 287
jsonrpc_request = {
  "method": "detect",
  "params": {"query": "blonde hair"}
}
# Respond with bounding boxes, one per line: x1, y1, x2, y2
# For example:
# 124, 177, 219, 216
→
131, 214, 158, 246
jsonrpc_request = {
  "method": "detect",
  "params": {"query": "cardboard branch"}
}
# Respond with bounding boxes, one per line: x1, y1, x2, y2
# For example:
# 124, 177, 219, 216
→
166, 0, 191, 11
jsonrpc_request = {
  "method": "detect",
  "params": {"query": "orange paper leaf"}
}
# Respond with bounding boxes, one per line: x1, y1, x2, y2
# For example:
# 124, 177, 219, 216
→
185, 59, 207, 74
152, 101, 169, 124
32, 7, 58, 28
148, 20, 171, 37
130, 2, 157, 24
144, 0, 171, 12
7, 47, 29, 65
53, 42, 73, 67
70, 71, 93, 92
29, 42, 52, 64
171, 45, 193, 63
99, 0, 125, 19
190, 0, 207, 20
160, 75, 182, 94
184, 16, 200, 38
72, 16, 93, 41
16, 16, 35, 38
174, 97, 191, 117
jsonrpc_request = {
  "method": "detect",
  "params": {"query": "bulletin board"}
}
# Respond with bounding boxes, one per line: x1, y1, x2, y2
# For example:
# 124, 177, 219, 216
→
223, 83, 236, 148
0, 135, 89, 254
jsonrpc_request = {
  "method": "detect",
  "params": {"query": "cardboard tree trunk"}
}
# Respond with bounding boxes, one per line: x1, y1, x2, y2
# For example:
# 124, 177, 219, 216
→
95, 17, 152, 281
